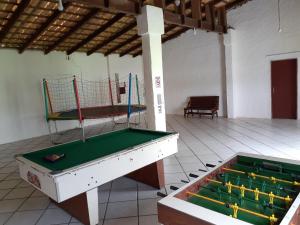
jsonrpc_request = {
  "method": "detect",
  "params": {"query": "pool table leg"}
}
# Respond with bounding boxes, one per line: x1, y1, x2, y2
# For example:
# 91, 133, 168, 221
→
127, 160, 165, 189
53, 188, 99, 225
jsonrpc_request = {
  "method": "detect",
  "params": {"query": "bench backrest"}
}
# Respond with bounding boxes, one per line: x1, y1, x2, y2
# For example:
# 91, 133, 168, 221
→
188, 96, 219, 110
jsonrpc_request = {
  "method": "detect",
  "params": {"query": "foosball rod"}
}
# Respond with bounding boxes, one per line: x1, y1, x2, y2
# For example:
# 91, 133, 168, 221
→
186, 191, 278, 225
222, 167, 300, 186
207, 178, 292, 204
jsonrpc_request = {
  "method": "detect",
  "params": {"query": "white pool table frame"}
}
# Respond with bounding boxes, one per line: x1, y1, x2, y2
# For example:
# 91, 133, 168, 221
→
15, 128, 179, 225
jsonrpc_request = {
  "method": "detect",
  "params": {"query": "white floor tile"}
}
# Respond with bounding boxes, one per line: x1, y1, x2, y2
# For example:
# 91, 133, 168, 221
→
138, 198, 158, 216
0, 167, 17, 174
0, 180, 21, 190
139, 215, 161, 225
5, 210, 43, 225
103, 217, 138, 225
0, 212, 12, 224
163, 164, 183, 173
0, 189, 10, 199
111, 177, 137, 190
99, 203, 107, 220
0, 199, 25, 213
98, 190, 110, 203
109, 188, 137, 202
18, 197, 50, 211
106, 201, 137, 219
36, 208, 71, 225
4, 187, 34, 199
138, 184, 165, 200
164, 173, 188, 184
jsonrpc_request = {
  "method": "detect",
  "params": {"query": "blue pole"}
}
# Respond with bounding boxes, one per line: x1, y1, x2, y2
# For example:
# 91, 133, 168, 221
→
127, 73, 132, 124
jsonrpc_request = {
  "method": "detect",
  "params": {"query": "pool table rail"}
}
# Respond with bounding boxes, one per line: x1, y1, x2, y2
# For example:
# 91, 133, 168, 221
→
15, 131, 179, 203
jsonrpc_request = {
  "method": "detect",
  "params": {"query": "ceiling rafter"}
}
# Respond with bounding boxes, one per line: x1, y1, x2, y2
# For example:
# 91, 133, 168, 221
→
87, 20, 137, 55
104, 33, 139, 56
226, 0, 251, 10
44, 8, 99, 54
119, 24, 177, 57
18, 2, 71, 53
66, 13, 125, 55
0, 0, 250, 55
132, 26, 189, 57
69, 0, 227, 31
0, 0, 31, 43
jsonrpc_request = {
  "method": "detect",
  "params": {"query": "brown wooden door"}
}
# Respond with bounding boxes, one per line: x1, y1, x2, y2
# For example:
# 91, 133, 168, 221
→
271, 59, 297, 119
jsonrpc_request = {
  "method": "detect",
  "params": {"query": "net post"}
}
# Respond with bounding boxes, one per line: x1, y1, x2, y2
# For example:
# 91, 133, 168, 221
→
135, 74, 141, 106
115, 73, 121, 103
127, 73, 132, 127
42, 79, 49, 120
43, 79, 53, 142
135, 74, 141, 125
73, 76, 85, 141
108, 77, 114, 106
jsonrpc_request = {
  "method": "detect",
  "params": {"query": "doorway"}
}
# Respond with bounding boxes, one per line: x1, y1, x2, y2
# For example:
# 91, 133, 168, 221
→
271, 59, 297, 119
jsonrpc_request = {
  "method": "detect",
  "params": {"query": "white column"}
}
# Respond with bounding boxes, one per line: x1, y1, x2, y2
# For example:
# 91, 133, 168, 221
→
224, 30, 235, 118
137, 5, 166, 131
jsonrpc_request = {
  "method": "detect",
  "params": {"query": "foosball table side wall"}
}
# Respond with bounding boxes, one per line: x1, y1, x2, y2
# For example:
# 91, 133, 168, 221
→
158, 152, 300, 225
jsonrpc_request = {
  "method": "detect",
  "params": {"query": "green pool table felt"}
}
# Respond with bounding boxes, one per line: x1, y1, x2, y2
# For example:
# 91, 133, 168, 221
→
22, 128, 173, 172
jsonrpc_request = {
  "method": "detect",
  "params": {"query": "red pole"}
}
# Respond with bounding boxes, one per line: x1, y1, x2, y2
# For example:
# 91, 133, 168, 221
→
108, 77, 114, 106
45, 80, 54, 114
73, 77, 83, 123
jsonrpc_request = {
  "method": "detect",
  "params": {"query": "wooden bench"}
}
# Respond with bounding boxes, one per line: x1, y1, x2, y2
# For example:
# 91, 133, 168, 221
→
184, 96, 219, 119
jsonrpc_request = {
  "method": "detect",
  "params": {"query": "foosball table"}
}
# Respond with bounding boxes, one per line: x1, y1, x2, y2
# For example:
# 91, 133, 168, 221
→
158, 153, 300, 225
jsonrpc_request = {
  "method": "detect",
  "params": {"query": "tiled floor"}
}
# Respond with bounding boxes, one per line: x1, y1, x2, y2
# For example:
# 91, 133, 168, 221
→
1, 115, 300, 225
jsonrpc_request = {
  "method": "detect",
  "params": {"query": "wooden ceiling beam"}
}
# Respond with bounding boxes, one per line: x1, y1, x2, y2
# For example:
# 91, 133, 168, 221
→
119, 24, 176, 57
44, 8, 99, 54
162, 27, 189, 43
68, 0, 140, 15
133, 26, 188, 57
66, 13, 125, 55
18, 3, 71, 53
87, 20, 137, 55
226, 0, 250, 10
104, 33, 140, 56
119, 41, 141, 57
70, 0, 226, 32
132, 49, 142, 57
0, 0, 31, 43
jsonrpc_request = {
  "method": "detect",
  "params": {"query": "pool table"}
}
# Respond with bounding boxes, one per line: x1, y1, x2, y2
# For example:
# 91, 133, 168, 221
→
15, 128, 179, 225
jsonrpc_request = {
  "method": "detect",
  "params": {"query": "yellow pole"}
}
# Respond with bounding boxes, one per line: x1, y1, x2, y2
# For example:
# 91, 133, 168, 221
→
186, 192, 278, 224
222, 167, 300, 186
206, 178, 292, 203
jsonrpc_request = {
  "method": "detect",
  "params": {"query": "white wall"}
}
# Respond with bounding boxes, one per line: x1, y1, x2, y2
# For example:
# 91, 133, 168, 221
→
162, 30, 226, 116
227, 0, 300, 118
0, 50, 143, 144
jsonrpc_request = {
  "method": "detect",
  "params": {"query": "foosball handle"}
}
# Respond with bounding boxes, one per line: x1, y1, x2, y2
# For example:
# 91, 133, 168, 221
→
181, 180, 189, 183
206, 163, 216, 168
170, 186, 179, 191
157, 192, 167, 198
189, 173, 199, 178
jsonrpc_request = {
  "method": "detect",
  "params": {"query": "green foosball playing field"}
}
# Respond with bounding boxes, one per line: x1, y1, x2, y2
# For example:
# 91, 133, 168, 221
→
186, 156, 300, 225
